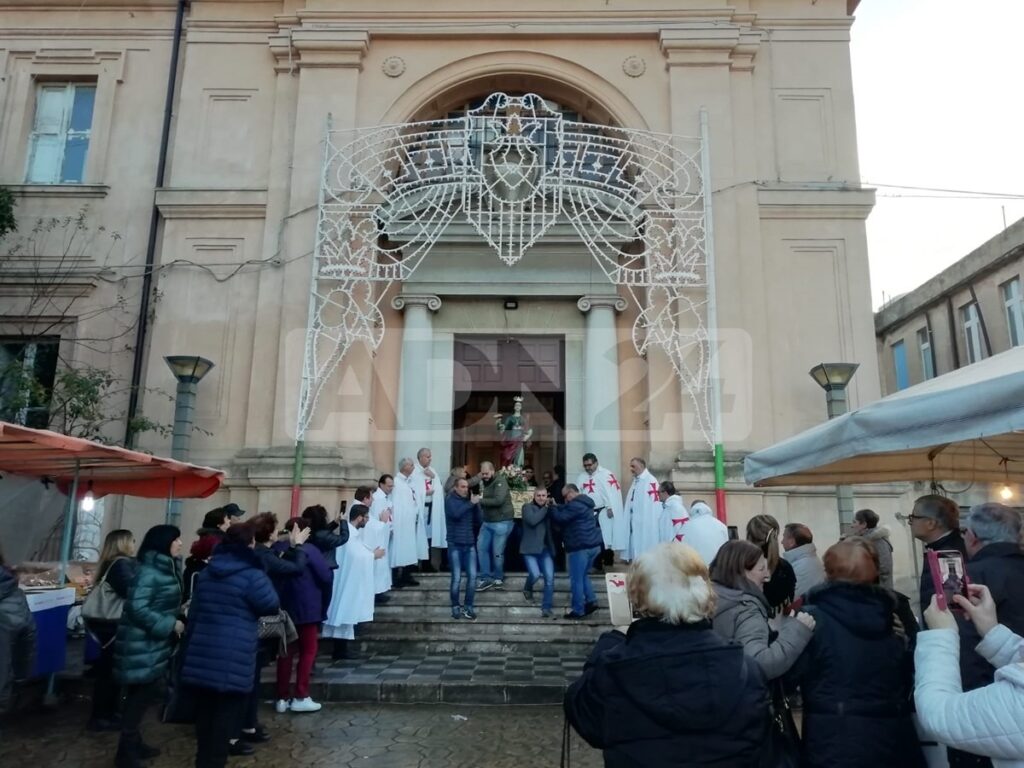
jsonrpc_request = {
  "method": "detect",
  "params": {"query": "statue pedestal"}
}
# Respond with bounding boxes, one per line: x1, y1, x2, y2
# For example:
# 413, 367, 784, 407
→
510, 490, 533, 518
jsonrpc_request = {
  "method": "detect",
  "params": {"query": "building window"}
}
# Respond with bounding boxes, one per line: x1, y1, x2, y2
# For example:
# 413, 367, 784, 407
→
961, 301, 985, 364
917, 327, 935, 380
1002, 277, 1024, 347
25, 83, 96, 184
0, 338, 60, 428
892, 340, 909, 390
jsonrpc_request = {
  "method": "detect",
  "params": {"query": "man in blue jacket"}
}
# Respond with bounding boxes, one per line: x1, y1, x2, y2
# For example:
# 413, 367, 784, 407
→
553, 484, 604, 619
445, 477, 482, 620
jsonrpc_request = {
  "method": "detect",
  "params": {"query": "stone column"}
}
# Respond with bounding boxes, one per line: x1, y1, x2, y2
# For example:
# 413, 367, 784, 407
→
392, 294, 442, 468
577, 295, 627, 474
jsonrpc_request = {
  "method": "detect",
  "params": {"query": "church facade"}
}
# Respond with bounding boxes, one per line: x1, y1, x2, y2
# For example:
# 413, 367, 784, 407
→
1, 1, 908, 580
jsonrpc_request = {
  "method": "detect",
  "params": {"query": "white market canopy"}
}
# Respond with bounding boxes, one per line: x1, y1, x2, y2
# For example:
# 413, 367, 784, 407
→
744, 347, 1024, 487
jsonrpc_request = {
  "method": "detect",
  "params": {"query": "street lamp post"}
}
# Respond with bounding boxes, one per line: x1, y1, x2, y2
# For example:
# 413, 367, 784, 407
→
809, 362, 859, 533
165, 355, 214, 525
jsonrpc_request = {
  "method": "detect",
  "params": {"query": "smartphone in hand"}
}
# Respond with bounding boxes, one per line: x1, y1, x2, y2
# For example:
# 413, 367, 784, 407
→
605, 572, 633, 627
927, 549, 970, 611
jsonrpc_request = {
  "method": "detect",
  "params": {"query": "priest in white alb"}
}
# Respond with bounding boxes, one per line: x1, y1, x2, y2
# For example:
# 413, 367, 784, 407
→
624, 457, 661, 561
575, 452, 627, 559
411, 447, 439, 566
322, 504, 386, 659
360, 484, 392, 599
392, 458, 421, 587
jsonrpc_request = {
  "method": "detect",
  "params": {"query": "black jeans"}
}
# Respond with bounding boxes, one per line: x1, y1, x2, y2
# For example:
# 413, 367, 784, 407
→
89, 640, 120, 722
242, 648, 269, 732
194, 689, 247, 768
120, 680, 160, 735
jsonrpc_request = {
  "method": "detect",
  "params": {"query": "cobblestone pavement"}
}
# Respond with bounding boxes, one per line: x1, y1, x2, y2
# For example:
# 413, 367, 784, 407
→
0, 700, 602, 768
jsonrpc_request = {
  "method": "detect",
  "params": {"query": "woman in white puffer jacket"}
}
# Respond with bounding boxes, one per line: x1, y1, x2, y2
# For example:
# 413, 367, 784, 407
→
915, 584, 1024, 768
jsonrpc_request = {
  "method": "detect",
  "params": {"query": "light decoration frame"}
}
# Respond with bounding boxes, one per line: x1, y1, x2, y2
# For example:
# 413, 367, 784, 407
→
299, 92, 713, 446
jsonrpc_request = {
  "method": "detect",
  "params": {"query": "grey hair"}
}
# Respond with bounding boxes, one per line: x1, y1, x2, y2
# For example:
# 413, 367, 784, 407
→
630, 457, 647, 468
416, 447, 431, 460
398, 457, 415, 472
965, 503, 1022, 545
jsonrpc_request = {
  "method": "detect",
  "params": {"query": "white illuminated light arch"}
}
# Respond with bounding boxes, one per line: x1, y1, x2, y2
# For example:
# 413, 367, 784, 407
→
299, 92, 712, 445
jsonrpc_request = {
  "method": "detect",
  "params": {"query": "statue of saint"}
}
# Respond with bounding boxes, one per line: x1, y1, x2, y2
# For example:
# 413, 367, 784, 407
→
494, 396, 533, 468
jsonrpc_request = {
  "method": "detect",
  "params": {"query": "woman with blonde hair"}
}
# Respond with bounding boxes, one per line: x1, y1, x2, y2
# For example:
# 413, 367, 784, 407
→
746, 514, 796, 613
86, 529, 138, 732
565, 541, 768, 767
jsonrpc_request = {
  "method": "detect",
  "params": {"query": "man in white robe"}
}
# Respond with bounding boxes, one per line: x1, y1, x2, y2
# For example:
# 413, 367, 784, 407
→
624, 457, 661, 561
575, 452, 627, 560
411, 447, 439, 565
658, 481, 690, 544
359, 485, 392, 599
323, 504, 386, 658
392, 459, 421, 587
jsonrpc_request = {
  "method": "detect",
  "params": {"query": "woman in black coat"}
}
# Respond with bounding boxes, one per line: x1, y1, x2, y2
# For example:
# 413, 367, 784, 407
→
86, 529, 138, 731
301, 504, 349, 569
565, 542, 768, 767
790, 538, 926, 768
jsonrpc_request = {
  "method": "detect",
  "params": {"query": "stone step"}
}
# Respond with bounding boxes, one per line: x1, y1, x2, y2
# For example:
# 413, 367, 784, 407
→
264, 651, 587, 704
379, 589, 609, 607
353, 636, 596, 657
373, 603, 604, 620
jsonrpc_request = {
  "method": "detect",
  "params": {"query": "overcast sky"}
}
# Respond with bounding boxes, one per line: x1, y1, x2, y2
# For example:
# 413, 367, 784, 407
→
850, 0, 1024, 308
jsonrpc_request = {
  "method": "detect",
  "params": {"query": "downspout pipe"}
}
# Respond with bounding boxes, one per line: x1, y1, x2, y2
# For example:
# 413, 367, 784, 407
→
124, 0, 189, 446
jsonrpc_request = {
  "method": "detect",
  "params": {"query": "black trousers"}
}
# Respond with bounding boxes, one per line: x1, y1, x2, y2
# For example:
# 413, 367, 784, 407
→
89, 641, 120, 722
194, 689, 247, 768
242, 648, 269, 732
120, 680, 160, 735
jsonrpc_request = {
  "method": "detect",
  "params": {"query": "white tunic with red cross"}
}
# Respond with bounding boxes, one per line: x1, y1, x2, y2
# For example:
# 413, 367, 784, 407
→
625, 468, 661, 561
574, 465, 627, 552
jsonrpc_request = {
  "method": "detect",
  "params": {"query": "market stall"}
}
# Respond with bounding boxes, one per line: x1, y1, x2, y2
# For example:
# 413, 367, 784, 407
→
0, 421, 224, 683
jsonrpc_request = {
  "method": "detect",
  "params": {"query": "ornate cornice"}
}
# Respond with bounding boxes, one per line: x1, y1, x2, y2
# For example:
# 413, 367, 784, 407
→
659, 23, 763, 71
391, 294, 442, 312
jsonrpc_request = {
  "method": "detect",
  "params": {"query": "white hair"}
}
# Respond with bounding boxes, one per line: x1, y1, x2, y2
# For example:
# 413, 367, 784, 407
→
398, 457, 414, 472
629, 542, 715, 625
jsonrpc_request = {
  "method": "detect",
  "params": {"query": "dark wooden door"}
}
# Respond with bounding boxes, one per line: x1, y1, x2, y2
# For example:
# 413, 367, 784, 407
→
454, 335, 563, 393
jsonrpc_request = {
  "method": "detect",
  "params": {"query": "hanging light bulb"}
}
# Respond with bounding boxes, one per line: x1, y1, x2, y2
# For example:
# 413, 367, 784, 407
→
998, 457, 1013, 501
1000, 484, 1014, 501
81, 481, 95, 512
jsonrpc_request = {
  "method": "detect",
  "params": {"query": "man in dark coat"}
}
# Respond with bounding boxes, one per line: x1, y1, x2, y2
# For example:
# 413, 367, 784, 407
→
949, 502, 1024, 768
552, 484, 604, 619
909, 494, 967, 612
445, 477, 482, 620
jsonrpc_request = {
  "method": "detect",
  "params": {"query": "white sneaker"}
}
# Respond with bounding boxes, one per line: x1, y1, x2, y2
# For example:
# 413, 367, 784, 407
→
275, 699, 289, 714
289, 697, 322, 713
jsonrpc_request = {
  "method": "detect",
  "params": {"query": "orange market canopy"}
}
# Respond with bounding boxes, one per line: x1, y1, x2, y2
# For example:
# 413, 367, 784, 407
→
744, 347, 1024, 487
0, 421, 224, 499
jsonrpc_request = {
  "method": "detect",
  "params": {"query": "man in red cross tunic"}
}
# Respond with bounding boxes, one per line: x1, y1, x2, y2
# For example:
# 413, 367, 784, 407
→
624, 457, 661, 561
575, 452, 627, 562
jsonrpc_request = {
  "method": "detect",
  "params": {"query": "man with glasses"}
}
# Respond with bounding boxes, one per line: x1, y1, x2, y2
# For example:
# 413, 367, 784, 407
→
908, 494, 967, 614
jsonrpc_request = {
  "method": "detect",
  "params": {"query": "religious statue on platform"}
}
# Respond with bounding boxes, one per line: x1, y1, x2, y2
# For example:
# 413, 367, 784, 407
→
494, 396, 533, 468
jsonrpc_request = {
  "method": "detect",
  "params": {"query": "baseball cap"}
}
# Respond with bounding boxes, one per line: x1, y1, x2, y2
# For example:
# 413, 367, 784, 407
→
222, 502, 247, 518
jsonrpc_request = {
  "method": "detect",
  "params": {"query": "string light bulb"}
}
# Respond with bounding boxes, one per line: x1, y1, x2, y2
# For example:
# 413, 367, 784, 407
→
81, 481, 95, 512
1000, 484, 1014, 501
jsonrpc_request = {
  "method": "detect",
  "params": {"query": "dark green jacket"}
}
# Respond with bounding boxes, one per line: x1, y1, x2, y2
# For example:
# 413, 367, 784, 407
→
479, 475, 514, 523
114, 550, 182, 685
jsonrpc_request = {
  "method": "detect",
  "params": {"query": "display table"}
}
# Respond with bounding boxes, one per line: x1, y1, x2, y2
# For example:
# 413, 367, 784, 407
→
25, 587, 76, 677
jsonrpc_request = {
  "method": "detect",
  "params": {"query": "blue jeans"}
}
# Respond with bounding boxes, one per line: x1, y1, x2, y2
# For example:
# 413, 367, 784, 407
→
567, 546, 601, 615
477, 520, 514, 582
448, 546, 477, 609
523, 549, 555, 611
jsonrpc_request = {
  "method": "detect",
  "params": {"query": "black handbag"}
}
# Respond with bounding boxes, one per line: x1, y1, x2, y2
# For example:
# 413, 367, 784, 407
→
762, 680, 801, 768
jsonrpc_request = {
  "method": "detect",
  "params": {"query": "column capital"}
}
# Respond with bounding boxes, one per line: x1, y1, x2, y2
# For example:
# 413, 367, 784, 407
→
577, 294, 627, 314
391, 293, 442, 313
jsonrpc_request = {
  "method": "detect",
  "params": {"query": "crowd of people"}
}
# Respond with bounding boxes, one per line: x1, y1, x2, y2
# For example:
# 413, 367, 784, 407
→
1, 444, 1022, 767
565, 498, 1024, 768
